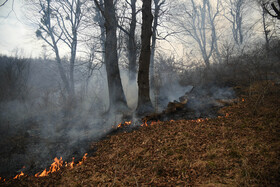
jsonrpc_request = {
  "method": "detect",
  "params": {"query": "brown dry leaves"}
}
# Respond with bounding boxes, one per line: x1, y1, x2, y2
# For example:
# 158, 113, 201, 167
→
3, 81, 280, 186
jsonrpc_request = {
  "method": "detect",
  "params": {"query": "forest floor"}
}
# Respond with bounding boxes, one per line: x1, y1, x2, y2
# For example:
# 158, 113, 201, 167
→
1, 80, 280, 186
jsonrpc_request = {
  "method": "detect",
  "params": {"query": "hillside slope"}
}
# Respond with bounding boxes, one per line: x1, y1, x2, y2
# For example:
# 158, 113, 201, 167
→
2, 81, 280, 186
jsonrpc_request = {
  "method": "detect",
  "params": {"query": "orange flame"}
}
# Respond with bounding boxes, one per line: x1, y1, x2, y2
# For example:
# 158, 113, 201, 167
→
141, 121, 148, 127
35, 153, 87, 178
65, 157, 75, 169
35, 157, 62, 177
13, 171, 24, 179
117, 121, 132, 128
77, 153, 88, 166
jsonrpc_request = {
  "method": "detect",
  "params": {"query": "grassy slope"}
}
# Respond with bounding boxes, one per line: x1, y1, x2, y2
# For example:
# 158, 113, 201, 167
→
2, 81, 280, 186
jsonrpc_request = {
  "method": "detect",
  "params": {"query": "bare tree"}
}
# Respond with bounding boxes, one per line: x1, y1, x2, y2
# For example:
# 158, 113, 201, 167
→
262, 0, 280, 19
35, 0, 87, 105
150, 0, 166, 89
137, 0, 154, 115
258, 0, 279, 50
261, 0, 272, 50
224, 0, 246, 45
93, 0, 106, 62
116, 0, 139, 81
126, 0, 138, 81
94, 0, 128, 112
175, 0, 221, 68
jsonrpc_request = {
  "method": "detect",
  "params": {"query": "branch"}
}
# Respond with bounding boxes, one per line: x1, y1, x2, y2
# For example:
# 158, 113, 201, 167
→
0, 0, 9, 7
117, 24, 130, 36
271, 2, 280, 17
93, 0, 105, 18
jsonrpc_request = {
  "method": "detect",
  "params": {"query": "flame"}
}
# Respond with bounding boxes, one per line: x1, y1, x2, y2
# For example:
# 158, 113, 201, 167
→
35, 157, 62, 177
77, 153, 88, 166
242, 98, 245, 102
65, 157, 75, 169
35, 153, 87, 178
141, 121, 148, 127
13, 171, 24, 179
117, 121, 132, 128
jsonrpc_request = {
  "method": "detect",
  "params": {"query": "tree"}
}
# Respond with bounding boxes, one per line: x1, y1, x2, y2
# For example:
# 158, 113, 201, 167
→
94, 0, 128, 112
175, 0, 221, 68
263, 0, 280, 19
93, 0, 106, 62
224, 0, 246, 45
35, 0, 87, 106
116, 0, 139, 81
150, 0, 166, 89
126, 0, 138, 81
136, 0, 154, 115
259, 0, 272, 50
258, 0, 279, 51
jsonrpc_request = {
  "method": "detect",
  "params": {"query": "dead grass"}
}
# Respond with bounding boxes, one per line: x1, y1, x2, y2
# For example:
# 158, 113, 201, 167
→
1, 80, 280, 186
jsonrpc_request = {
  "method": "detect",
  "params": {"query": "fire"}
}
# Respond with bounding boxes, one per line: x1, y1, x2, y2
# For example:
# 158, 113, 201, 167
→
13, 171, 25, 179
65, 157, 75, 169
35, 153, 88, 178
117, 121, 132, 128
189, 118, 208, 123
35, 157, 63, 177
141, 121, 149, 127
77, 153, 88, 166
242, 98, 245, 102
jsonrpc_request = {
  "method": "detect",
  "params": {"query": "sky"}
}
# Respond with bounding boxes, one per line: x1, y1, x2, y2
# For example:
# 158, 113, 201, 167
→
0, 0, 42, 57
0, 0, 266, 60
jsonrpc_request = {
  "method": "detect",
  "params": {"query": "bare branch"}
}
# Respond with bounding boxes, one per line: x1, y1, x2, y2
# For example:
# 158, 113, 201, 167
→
0, 0, 9, 7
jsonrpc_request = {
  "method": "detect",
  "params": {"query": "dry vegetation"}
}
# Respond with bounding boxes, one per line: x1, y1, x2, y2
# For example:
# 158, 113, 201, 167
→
1, 80, 279, 186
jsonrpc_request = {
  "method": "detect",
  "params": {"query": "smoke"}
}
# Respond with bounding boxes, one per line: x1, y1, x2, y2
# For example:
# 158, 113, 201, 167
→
120, 70, 138, 110
0, 59, 130, 177
0, 56, 236, 178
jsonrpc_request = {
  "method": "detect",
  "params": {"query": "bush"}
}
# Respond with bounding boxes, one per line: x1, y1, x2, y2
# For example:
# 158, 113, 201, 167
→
0, 55, 30, 102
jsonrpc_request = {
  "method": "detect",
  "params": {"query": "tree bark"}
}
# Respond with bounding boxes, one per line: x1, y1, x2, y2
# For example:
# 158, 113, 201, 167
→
104, 0, 128, 112
150, 0, 160, 91
128, 0, 137, 81
137, 0, 154, 115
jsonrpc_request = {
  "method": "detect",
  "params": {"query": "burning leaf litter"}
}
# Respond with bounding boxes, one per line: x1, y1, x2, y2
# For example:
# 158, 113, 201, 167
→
2, 153, 88, 181
2, 81, 279, 186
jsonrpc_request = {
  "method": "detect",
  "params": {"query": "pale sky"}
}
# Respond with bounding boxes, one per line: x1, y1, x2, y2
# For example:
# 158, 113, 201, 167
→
0, 0, 42, 57
0, 0, 265, 60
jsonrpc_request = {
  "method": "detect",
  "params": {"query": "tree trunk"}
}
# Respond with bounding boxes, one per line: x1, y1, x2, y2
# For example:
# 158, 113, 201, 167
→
136, 0, 154, 115
104, 0, 128, 112
150, 0, 160, 90
128, 0, 137, 81
97, 0, 106, 62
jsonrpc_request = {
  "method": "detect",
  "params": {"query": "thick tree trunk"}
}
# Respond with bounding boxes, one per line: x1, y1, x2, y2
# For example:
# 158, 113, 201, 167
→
128, 0, 137, 81
104, 0, 128, 112
136, 0, 154, 115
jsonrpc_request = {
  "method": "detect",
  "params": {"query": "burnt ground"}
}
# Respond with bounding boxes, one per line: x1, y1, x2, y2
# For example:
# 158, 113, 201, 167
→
1, 80, 280, 186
